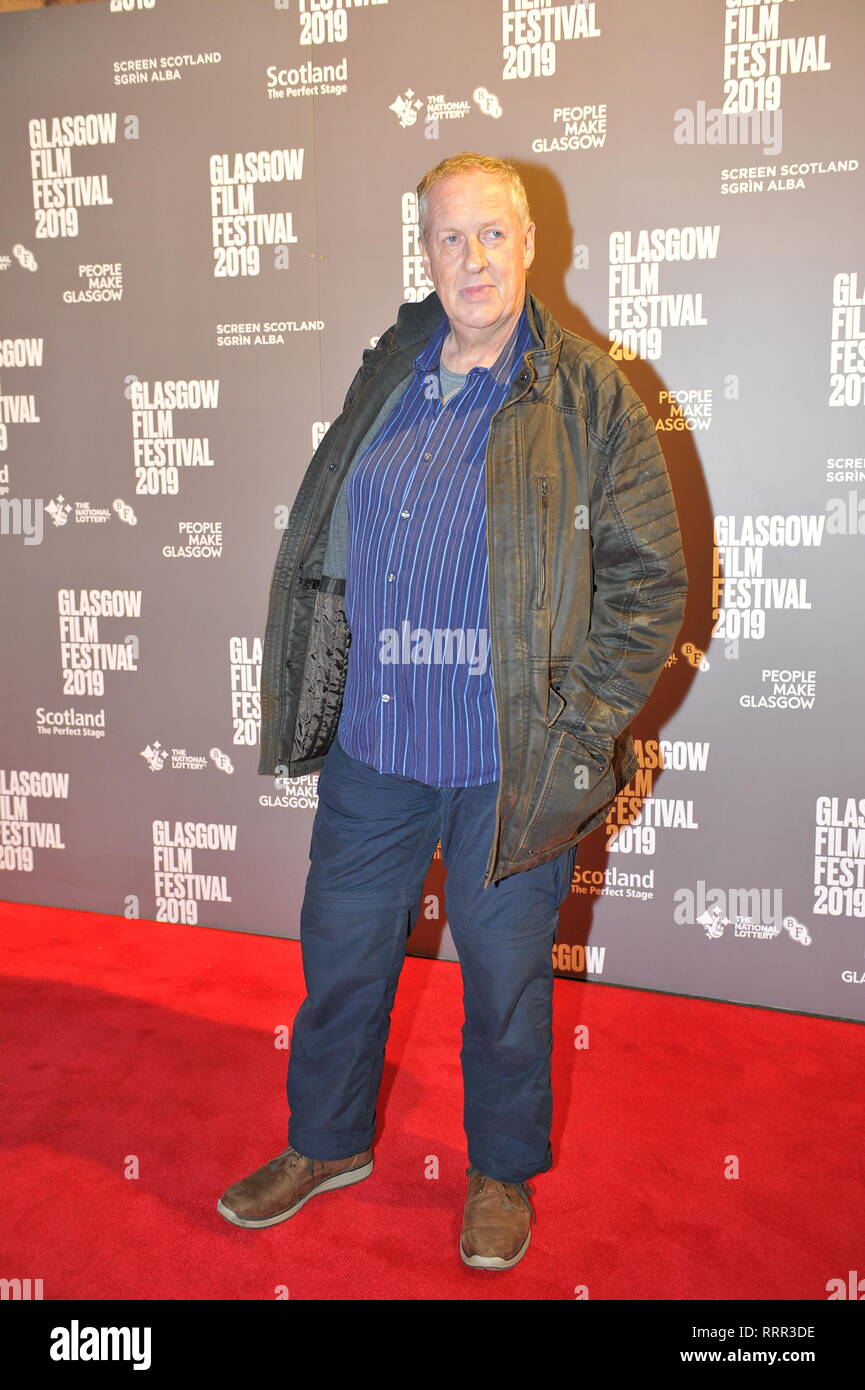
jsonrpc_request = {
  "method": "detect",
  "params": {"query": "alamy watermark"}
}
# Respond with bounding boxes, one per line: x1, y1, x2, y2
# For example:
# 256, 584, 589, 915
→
0, 497, 43, 545
378, 621, 490, 676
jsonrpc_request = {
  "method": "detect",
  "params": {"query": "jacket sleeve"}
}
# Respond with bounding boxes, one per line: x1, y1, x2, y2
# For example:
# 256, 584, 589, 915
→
558, 369, 688, 746
340, 324, 398, 413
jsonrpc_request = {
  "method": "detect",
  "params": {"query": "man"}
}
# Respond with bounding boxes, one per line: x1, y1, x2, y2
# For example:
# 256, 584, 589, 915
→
218, 153, 687, 1270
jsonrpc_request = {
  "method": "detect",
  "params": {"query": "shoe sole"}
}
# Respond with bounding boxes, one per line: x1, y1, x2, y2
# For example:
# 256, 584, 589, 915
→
459, 1229, 531, 1271
216, 1157, 374, 1229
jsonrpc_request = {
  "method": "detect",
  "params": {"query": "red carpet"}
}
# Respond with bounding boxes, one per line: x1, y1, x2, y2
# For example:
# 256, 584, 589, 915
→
1, 899, 862, 1301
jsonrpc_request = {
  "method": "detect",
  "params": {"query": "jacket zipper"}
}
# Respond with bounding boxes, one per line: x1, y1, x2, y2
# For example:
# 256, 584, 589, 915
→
535, 475, 549, 608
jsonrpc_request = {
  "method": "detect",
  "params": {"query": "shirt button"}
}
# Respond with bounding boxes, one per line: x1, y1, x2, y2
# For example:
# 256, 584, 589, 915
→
401, 509, 410, 517
423, 452, 432, 460
381, 694, 391, 702
388, 572, 395, 581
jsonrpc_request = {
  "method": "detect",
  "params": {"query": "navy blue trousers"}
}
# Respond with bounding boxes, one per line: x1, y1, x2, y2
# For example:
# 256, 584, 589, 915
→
286, 732, 577, 1184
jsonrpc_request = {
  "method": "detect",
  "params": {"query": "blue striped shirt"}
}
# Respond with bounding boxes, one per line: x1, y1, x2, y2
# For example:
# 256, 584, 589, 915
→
337, 308, 532, 786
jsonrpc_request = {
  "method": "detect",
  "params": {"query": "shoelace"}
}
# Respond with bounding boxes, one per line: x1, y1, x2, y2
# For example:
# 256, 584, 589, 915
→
474, 1175, 528, 1209
274, 1148, 304, 1170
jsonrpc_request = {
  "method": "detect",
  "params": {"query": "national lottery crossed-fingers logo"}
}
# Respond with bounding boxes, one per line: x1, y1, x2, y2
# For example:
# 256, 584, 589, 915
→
45, 496, 72, 527
141, 740, 166, 772
389, 89, 423, 128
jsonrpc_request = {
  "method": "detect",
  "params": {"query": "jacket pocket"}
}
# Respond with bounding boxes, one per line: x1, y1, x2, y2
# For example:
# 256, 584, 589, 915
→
534, 475, 549, 609
546, 682, 567, 728
521, 724, 616, 856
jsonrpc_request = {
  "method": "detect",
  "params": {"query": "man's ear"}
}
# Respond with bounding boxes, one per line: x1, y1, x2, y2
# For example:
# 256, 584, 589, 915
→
523, 222, 536, 272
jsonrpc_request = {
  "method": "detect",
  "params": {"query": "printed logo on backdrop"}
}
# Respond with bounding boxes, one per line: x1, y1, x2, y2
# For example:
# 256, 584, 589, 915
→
501, 1, 601, 81
261, 768, 320, 812
36, 707, 105, 741
814, 797, 865, 921
608, 225, 719, 363
229, 638, 261, 748
112, 21, 221, 88
830, 273, 865, 408
572, 865, 654, 904
162, 521, 222, 558
140, 742, 234, 774
552, 940, 607, 975
531, 104, 606, 156
674, 881, 811, 947
58, 588, 141, 701
656, 387, 712, 433
265, 5, 380, 179
675, 5, 857, 200
62, 263, 123, 306
70, 502, 112, 525
719, 157, 857, 199
29, 497, 137, 535
0, 768, 69, 875
390, 91, 423, 129
738, 667, 816, 712
216, 318, 323, 349
0, 336, 43, 497
0, 245, 38, 274
45, 497, 70, 527
267, 62, 347, 100
209, 148, 302, 279
712, 505, 865, 657
2, 496, 129, 544
722, 0, 830, 117
152, 819, 236, 925
275, 0, 385, 48
605, 739, 708, 864
826, 455, 865, 484
125, 376, 217, 498
401, 193, 433, 302
389, 88, 503, 139
28, 116, 118, 240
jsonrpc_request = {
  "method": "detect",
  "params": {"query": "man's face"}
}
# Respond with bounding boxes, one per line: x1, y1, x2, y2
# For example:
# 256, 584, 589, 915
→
419, 170, 535, 339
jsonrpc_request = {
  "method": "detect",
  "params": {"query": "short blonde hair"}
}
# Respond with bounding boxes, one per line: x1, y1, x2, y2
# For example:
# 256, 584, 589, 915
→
416, 153, 532, 242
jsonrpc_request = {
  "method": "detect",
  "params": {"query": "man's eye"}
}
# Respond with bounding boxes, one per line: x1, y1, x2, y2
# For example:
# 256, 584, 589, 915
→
444, 234, 459, 244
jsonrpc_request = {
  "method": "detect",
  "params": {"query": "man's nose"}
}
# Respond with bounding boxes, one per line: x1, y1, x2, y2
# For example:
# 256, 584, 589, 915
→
463, 235, 488, 271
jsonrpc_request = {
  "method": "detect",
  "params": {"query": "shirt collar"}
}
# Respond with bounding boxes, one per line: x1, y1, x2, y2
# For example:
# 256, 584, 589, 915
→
413, 306, 530, 387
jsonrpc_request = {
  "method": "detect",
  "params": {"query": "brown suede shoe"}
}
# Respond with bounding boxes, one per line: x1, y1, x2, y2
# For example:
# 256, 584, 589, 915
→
217, 1146, 373, 1229
460, 1169, 534, 1270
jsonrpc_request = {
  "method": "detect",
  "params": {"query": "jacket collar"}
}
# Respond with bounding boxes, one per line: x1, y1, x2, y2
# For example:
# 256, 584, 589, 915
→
394, 287, 564, 392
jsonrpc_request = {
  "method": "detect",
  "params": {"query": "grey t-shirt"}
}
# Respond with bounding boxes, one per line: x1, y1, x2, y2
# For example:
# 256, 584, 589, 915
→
438, 361, 468, 400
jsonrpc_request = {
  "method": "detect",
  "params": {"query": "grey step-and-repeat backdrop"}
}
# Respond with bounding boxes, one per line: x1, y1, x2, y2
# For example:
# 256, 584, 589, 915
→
1, 0, 862, 1021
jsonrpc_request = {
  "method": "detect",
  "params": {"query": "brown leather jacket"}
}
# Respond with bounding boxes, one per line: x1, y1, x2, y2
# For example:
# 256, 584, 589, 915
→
258, 290, 688, 887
